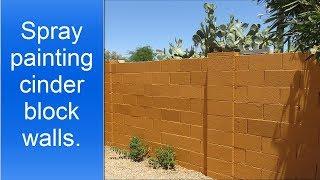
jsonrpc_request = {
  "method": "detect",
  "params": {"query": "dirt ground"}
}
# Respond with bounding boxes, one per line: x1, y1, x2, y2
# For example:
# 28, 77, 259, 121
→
105, 146, 212, 179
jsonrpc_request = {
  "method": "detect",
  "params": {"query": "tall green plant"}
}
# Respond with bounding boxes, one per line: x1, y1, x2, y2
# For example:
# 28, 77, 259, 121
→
288, 1, 320, 60
257, 0, 320, 60
192, 3, 220, 55
192, 3, 272, 56
257, 0, 291, 52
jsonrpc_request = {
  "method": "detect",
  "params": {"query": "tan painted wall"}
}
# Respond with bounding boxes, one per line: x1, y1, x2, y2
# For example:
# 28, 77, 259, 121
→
105, 52, 320, 179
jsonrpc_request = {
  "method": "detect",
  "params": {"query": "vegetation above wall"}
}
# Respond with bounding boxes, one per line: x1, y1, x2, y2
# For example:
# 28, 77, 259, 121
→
157, 3, 274, 60
192, 3, 273, 56
129, 46, 155, 62
156, 39, 202, 60
157, 2, 320, 61
104, 50, 125, 60
257, 0, 320, 61
111, 1, 319, 62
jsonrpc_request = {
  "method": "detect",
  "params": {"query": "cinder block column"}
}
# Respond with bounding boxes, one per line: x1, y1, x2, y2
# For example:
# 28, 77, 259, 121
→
205, 52, 237, 179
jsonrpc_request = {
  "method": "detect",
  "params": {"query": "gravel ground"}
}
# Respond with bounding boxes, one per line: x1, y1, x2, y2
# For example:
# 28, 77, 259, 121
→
105, 146, 212, 180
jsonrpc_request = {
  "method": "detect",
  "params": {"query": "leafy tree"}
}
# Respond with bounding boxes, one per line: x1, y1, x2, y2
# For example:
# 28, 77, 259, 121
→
256, 0, 320, 60
129, 46, 155, 61
104, 50, 125, 60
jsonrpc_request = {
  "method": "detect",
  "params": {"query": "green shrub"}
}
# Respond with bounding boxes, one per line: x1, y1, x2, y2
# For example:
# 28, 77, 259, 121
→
110, 146, 129, 158
128, 136, 148, 162
149, 146, 175, 170
148, 157, 160, 169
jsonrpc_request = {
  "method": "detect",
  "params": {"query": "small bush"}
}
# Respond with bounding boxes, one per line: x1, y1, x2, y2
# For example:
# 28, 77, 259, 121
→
110, 146, 129, 158
149, 146, 175, 170
128, 136, 148, 162
148, 157, 160, 169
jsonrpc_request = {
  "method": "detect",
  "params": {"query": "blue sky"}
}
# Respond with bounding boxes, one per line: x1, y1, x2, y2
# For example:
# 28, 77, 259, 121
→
105, 0, 268, 56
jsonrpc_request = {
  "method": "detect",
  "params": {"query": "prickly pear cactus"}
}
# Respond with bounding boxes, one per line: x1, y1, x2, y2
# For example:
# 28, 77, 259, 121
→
157, 38, 201, 60
193, 3, 273, 56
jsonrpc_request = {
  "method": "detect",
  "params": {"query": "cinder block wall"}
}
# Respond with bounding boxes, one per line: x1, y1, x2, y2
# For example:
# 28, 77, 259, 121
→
105, 52, 320, 180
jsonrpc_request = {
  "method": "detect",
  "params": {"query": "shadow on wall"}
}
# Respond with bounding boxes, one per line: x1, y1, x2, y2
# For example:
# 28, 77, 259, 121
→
273, 54, 320, 179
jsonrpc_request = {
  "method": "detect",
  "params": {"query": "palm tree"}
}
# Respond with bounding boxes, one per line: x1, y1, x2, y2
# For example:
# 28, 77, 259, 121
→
257, 0, 320, 59
257, 0, 303, 52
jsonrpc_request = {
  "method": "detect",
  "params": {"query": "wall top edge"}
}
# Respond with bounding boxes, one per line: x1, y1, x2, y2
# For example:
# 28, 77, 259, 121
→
105, 52, 313, 64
